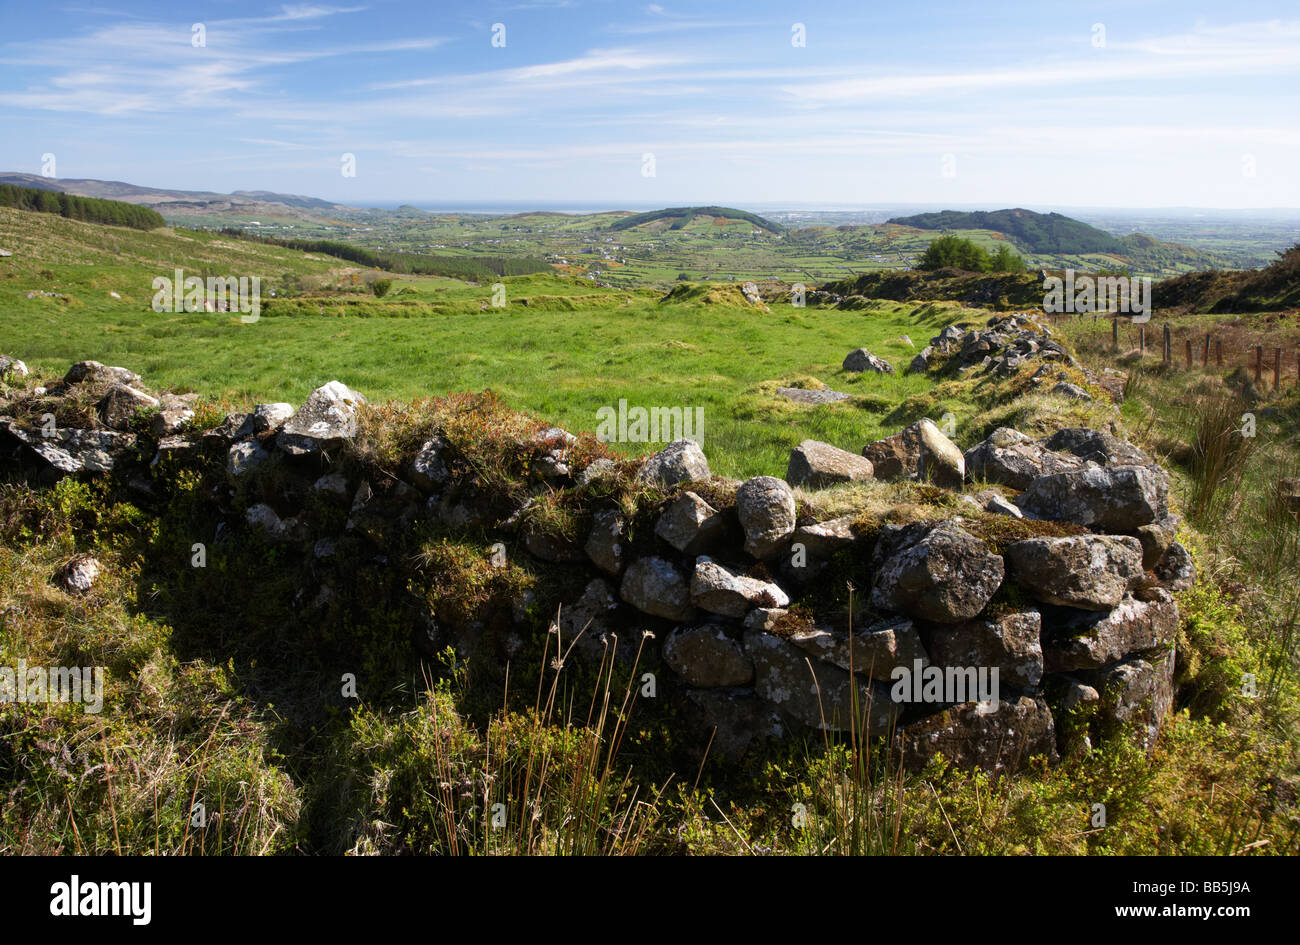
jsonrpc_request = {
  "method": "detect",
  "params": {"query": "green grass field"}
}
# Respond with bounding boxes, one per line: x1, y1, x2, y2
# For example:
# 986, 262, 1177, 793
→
0, 208, 976, 478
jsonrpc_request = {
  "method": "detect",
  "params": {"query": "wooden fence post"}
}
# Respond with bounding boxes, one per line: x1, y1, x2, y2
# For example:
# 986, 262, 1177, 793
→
1203, 332, 1210, 367
1215, 339, 1223, 367
1163, 324, 1171, 362
1139, 324, 1145, 355
1274, 348, 1282, 391
1112, 316, 1119, 350
1186, 339, 1193, 368
1255, 345, 1263, 384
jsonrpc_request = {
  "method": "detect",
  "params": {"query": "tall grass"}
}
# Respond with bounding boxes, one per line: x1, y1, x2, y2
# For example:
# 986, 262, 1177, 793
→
1185, 394, 1256, 524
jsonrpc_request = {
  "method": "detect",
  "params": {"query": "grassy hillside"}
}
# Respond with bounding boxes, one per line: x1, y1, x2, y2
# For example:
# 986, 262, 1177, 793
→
609, 206, 784, 234
887, 208, 1231, 275
889, 208, 1125, 254
1155, 244, 1300, 313
0, 208, 962, 478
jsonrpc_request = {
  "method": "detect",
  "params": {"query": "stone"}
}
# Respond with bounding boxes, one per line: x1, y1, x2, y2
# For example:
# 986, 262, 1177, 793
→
97, 384, 159, 430
983, 492, 1024, 518
585, 508, 628, 576
249, 402, 295, 435
1050, 382, 1091, 401
227, 440, 269, 477
635, 439, 710, 488
690, 556, 790, 618
1041, 589, 1179, 673
0, 421, 132, 479
926, 610, 1044, 690
664, 625, 754, 687
149, 393, 199, 437
244, 503, 307, 543
54, 555, 101, 594
654, 491, 723, 554
862, 419, 963, 488
63, 360, 140, 387
277, 381, 366, 456
791, 516, 858, 558
619, 556, 692, 620
871, 521, 1004, 623
744, 628, 898, 734
408, 435, 450, 492
917, 418, 965, 488
842, 348, 895, 374
785, 439, 874, 488
898, 695, 1058, 773
560, 578, 634, 665
906, 347, 933, 374
736, 475, 796, 559
313, 473, 350, 496
681, 689, 789, 761
151, 435, 198, 465
204, 412, 250, 446
1017, 465, 1168, 531
0, 355, 30, 378
743, 607, 787, 632
577, 457, 618, 486
1153, 541, 1196, 591
776, 387, 853, 405
1081, 651, 1175, 753
1135, 520, 1177, 571
788, 617, 928, 681
1005, 535, 1144, 610
963, 427, 1083, 490
1042, 428, 1153, 467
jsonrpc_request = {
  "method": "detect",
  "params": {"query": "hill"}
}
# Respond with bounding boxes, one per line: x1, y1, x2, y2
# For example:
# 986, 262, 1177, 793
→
887, 207, 1232, 275
0, 172, 350, 221
609, 206, 784, 234
888, 208, 1125, 254
1154, 243, 1300, 313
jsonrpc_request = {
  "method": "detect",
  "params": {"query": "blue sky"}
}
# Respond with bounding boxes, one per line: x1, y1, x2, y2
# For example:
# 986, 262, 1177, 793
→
1, 0, 1297, 208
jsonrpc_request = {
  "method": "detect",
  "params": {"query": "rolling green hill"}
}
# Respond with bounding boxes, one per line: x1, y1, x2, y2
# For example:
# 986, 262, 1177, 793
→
888, 208, 1124, 254
609, 206, 784, 234
888, 207, 1232, 275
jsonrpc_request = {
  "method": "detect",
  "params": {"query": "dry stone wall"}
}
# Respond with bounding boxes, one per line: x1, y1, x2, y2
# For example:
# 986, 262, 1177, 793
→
0, 315, 1193, 775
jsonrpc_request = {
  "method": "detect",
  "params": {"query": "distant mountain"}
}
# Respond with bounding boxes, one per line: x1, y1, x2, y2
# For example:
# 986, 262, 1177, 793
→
0, 173, 349, 216
887, 208, 1124, 254
609, 206, 784, 234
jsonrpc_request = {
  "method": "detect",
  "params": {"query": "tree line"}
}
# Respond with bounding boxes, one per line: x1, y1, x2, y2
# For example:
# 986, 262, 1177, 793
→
0, 183, 164, 230
220, 230, 552, 282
